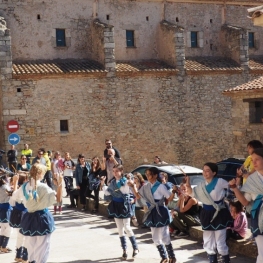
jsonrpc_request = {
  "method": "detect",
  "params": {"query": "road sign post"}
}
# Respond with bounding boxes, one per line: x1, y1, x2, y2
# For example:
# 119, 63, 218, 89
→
8, 133, 20, 145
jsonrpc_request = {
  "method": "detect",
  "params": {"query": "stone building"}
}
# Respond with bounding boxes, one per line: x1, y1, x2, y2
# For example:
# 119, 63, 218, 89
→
0, 0, 263, 170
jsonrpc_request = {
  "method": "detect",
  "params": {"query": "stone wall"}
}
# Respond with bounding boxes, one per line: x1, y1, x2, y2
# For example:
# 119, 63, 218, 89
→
224, 80, 263, 157
0, 16, 11, 152
220, 25, 249, 69
1, 71, 253, 171
157, 20, 185, 73
0, 0, 261, 61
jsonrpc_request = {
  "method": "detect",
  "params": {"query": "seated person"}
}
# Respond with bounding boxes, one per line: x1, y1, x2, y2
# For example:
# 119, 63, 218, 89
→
169, 183, 201, 238
226, 200, 248, 240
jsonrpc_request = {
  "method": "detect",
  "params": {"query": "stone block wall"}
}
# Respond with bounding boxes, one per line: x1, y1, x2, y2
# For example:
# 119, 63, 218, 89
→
1, 71, 251, 171
158, 20, 185, 74
0, 16, 11, 151
0, 1, 260, 61
91, 19, 115, 75
221, 25, 249, 69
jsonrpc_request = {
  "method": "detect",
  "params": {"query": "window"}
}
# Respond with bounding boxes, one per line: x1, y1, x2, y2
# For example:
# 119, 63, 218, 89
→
191, 32, 198, 48
248, 32, 255, 48
60, 120, 68, 132
56, 29, 66, 47
248, 100, 263, 123
126, 30, 135, 47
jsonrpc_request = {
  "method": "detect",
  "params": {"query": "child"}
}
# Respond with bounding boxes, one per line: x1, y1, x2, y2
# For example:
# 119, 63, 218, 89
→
101, 165, 139, 260
227, 200, 248, 240
0, 174, 13, 253
9, 173, 29, 262
16, 162, 56, 263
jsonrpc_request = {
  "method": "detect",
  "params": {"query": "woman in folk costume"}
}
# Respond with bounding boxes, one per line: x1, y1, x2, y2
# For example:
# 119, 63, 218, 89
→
51, 151, 63, 215
185, 163, 232, 263
9, 173, 29, 262
0, 174, 13, 253
17, 162, 56, 263
129, 167, 178, 263
100, 164, 139, 260
229, 148, 263, 263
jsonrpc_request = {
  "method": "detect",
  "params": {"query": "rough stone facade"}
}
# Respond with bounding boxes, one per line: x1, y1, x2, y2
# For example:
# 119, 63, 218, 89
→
1, 0, 263, 171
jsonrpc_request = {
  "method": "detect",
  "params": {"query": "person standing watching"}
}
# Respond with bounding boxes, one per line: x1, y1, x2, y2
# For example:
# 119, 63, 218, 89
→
38, 148, 53, 189
7, 145, 17, 172
21, 144, 32, 164
75, 154, 91, 211
63, 152, 75, 197
32, 150, 46, 166
104, 139, 121, 159
105, 149, 122, 184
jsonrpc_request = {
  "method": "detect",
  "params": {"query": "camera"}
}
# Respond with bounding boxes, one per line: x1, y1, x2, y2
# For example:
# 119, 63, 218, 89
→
0, 149, 5, 154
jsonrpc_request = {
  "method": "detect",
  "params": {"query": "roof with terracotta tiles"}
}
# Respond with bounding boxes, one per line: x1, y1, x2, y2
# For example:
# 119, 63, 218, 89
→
185, 57, 242, 73
223, 76, 263, 94
116, 60, 176, 72
249, 57, 263, 71
12, 60, 106, 76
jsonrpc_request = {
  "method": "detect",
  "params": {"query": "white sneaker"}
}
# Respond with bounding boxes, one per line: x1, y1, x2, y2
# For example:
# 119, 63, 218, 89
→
132, 217, 139, 227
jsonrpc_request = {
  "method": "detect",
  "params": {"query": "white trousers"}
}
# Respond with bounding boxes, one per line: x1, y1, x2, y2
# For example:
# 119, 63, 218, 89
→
151, 226, 171, 246
0, 222, 12, 237
114, 218, 134, 237
255, 235, 263, 263
16, 228, 25, 248
203, 229, 228, 256
24, 234, 51, 263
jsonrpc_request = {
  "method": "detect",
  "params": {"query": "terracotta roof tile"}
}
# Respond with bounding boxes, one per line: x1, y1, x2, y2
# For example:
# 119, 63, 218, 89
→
12, 60, 106, 76
116, 60, 176, 72
185, 57, 242, 72
223, 76, 263, 93
249, 57, 263, 71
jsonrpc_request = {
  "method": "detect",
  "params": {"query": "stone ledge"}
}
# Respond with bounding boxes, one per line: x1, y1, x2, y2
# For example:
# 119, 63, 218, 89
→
84, 199, 258, 259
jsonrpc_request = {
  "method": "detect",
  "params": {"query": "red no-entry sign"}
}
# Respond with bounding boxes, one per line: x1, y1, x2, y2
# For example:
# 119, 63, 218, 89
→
6, 120, 19, 133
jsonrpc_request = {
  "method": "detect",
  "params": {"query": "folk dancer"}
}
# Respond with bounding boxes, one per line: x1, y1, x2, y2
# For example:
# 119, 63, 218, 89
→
17, 162, 56, 263
129, 167, 177, 263
9, 172, 29, 262
0, 174, 13, 253
229, 148, 263, 263
101, 164, 139, 260
185, 163, 232, 263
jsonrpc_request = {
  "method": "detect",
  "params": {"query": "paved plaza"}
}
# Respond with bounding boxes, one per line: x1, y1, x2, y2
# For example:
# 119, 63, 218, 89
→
1, 197, 256, 263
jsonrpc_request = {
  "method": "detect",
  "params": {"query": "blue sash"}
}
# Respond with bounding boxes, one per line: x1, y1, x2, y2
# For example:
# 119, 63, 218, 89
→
205, 178, 218, 194
151, 181, 161, 195
116, 177, 127, 189
15, 202, 27, 211
251, 194, 263, 219
0, 203, 11, 210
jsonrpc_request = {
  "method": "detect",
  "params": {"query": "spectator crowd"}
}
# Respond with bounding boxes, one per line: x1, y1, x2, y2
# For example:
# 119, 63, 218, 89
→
0, 139, 263, 263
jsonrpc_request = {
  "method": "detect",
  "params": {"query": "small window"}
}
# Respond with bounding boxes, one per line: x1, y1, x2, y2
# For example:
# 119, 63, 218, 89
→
191, 31, 198, 48
37, 14, 41, 20
249, 100, 263, 123
60, 120, 68, 132
248, 32, 255, 48
56, 29, 66, 47
126, 30, 135, 47
17, 88, 21, 92
106, 15, 110, 20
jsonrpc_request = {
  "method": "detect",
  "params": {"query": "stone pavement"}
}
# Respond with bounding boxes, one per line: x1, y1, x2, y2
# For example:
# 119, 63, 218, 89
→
1, 198, 256, 263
